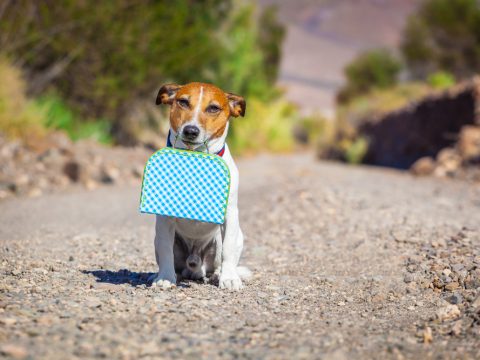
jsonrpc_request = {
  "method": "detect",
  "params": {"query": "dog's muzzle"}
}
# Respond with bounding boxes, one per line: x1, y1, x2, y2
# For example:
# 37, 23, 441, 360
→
186, 254, 202, 272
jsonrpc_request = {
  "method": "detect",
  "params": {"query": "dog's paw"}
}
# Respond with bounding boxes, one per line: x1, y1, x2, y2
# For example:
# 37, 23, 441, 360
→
219, 269, 243, 290
149, 273, 176, 289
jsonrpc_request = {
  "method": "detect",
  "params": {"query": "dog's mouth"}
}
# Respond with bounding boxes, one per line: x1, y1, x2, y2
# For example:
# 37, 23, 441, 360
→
181, 139, 203, 146
180, 138, 207, 150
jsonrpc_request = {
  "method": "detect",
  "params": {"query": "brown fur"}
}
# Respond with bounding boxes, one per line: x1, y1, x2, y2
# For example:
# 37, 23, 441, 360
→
156, 82, 246, 139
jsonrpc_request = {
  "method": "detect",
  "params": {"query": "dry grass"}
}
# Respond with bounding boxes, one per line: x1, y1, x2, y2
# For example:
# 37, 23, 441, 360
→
228, 98, 298, 154
0, 59, 46, 140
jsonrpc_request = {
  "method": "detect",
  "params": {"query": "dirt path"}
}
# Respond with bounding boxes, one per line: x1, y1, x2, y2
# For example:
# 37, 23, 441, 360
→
1, 154, 479, 359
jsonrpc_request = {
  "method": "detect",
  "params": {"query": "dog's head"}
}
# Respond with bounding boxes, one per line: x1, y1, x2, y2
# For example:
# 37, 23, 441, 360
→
156, 82, 246, 151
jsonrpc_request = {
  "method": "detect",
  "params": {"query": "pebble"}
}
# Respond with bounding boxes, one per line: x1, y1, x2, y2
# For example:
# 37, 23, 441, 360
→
446, 293, 463, 305
0, 317, 17, 326
0, 344, 28, 359
423, 326, 433, 344
436, 304, 461, 322
444, 282, 460, 291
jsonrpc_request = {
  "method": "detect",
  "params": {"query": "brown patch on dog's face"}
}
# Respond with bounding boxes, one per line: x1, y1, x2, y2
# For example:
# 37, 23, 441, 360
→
156, 82, 246, 141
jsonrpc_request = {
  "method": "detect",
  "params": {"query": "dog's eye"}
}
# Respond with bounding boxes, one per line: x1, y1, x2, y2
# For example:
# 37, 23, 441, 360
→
177, 99, 190, 109
206, 105, 221, 114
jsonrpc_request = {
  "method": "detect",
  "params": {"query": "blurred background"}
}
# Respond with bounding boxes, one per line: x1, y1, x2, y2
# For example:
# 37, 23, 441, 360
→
1, 0, 479, 198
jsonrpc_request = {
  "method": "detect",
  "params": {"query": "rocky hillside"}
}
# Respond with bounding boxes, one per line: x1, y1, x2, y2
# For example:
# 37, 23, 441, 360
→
356, 79, 480, 182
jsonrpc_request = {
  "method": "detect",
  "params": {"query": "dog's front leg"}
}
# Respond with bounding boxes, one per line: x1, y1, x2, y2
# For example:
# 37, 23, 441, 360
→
150, 216, 176, 288
219, 205, 244, 290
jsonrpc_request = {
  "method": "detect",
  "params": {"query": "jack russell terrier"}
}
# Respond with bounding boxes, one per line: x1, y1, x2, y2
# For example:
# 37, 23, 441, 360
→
150, 82, 250, 290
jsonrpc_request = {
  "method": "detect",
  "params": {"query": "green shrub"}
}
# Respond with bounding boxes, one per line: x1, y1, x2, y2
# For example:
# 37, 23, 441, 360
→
345, 137, 368, 164
36, 95, 112, 144
295, 114, 333, 146
427, 71, 456, 89
337, 49, 402, 103
0, 1, 286, 146
0, 57, 113, 144
0, 59, 46, 139
228, 98, 297, 154
401, 0, 480, 79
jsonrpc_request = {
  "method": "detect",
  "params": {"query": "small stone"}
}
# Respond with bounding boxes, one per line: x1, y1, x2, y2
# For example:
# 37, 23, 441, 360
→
471, 295, 480, 309
447, 293, 463, 305
435, 148, 461, 174
444, 282, 460, 291
0, 344, 28, 359
410, 157, 435, 176
442, 268, 452, 277
436, 304, 461, 322
35, 315, 55, 325
132, 165, 144, 178
85, 297, 102, 309
101, 164, 120, 183
451, 263, 465, 273
451, 320, 463, 336
63, 160, 81, 182
423, 326, 433, 344
0, 318, 17, 326
27, 187, 42, 198
457, 125, 480, 161
84, 179, 98, 190
245, 317, 260, 327
11, 269, 21, 276
404, 273, 414, 283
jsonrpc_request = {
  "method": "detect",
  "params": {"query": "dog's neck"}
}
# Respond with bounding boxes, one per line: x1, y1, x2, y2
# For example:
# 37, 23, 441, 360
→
167, 123, 229, 155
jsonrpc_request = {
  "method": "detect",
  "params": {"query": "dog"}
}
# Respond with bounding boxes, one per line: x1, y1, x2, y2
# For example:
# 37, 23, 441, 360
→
150, 82, 250, 290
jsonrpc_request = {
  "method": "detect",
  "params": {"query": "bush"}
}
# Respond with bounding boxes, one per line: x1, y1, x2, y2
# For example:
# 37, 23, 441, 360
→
228, 98, 297, 154
0, 58, 113, 144
36, 95, 113, 144
0, 59, 45, 139
345, 137, 368, 164
0, 1, 286, 146
427, 71, 456, 89
401, 0, 480, 79
294, 114, 332, 146
0, 1, 228, 119
337, 49, 402, 103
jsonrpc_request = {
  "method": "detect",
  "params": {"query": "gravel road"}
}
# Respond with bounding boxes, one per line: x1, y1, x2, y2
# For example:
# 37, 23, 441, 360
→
1, 153, 479, 359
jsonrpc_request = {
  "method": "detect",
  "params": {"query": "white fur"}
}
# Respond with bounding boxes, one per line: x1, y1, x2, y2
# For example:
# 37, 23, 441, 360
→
151, 131, 248, 290
191, 86, 203, 124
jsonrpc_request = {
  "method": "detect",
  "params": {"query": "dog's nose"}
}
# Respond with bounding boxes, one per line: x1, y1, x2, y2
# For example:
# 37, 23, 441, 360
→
182, 125, 200, 140
186, 254, 201, 270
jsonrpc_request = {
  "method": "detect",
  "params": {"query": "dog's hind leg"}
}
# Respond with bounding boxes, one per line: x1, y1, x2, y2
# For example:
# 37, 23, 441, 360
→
207, 230, 223, 285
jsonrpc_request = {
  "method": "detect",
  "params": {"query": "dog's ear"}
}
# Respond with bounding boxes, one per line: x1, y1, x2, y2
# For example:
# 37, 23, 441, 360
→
227, 93, 246, 117
156, 84, 182, 105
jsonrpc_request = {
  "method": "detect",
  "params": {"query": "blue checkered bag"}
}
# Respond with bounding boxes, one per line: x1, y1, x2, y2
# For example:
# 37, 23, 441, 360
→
139, 148, 230, 224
